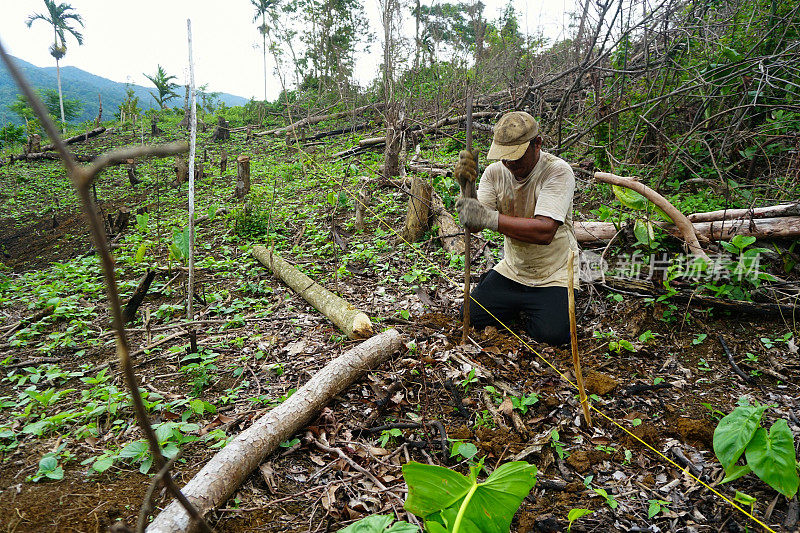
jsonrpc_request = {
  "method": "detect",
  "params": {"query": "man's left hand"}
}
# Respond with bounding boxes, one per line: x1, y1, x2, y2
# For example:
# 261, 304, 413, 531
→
456, 197, 499, 232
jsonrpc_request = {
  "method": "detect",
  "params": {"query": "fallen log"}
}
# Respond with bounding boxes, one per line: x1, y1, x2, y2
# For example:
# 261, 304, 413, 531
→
146, 328, 404, 533
252, 246, 373, 339
286, 122, 371, 143
594, 172, 708, 260
10, 151, 95, 163
255, 103, 385, 136
576, 216, 800, 242
688, 203, 800, 223
40, 126, 106, 151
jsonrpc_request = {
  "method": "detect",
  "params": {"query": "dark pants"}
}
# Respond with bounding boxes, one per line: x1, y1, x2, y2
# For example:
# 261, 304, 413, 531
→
460, 270, 572, 346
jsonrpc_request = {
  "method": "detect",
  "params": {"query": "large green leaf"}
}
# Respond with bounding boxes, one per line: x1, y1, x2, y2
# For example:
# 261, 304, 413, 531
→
403, 462, 473, 517
633, 220, 655, 246
612, 185, 648, 211
713, 404, 768, 470
404, 461, 537, 533
745, 420, 800, 498
720, 464, 752, 484
461, 462, 538, 533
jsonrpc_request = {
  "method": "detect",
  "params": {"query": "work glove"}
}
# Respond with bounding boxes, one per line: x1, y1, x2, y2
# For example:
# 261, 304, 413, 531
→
456, 197, 499, 232
453, 149, 479, 195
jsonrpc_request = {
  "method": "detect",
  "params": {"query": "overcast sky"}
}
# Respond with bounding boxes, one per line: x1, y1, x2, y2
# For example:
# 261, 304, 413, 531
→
1, 0, 576, 101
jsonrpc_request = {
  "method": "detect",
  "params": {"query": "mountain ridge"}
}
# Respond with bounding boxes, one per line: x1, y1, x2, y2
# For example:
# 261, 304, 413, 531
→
0, 55, 249, 126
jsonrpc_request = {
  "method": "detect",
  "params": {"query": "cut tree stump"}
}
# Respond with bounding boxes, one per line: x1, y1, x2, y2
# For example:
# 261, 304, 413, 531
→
401, 176, 432, 242
174, 157, 188, 187
146, 328, 403, 533
210, 116, 230, 142
151, 116, 162, 136
235, 155, 250, 199
26, 134, 41, 154
220, 151, 227, 174
252, 246, 373, 339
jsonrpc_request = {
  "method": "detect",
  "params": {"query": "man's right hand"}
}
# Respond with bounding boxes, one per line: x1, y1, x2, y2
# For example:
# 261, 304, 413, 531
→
453, 149, 478, 195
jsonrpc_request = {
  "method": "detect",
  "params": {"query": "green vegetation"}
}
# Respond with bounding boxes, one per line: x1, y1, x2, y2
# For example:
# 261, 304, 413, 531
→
714, 398, 800, 498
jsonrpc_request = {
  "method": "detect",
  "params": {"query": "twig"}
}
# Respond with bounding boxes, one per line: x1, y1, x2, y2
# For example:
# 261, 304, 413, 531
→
309, 434, 388, 491
717, 334, 756, 385
136, 451, 182, 533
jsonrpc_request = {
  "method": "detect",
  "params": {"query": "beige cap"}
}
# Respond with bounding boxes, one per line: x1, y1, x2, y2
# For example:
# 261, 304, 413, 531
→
486, 111, 540, 160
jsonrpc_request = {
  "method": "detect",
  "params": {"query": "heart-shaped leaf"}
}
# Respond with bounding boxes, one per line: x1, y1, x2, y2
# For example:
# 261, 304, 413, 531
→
713, 403, 768, 470
745, 420, 800, 498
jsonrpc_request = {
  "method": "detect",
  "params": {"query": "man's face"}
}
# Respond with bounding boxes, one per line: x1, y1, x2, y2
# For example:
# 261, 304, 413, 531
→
502, 138, 540, 179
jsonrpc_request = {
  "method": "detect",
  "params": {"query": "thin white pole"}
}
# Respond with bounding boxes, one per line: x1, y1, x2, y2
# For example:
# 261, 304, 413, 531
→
187, 19, 197, 321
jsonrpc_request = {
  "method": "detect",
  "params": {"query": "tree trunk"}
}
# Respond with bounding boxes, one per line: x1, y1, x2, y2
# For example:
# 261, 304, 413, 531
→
220, 151, 227, 174
235, 155, 250, 199
383, 101, 402, 179
146, 328, 403, 533
252, 246, 374, 339
127, 159, 141, 186
401, 176, 432, 242
56, 57, 65, 134
575, 216, 800, 242
27, 134, 41, 154
95, 94, 102, 127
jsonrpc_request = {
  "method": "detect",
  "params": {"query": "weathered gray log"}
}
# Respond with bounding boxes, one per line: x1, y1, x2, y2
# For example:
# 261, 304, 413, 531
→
576, 216, 800, 242
688, 203, 800, 223
252, 246, 373, 339
40, 126, 106, 150
146, 328, 403, 533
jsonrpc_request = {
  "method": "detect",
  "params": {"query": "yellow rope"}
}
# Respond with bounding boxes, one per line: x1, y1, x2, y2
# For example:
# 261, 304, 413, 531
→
273, 134, 777, 532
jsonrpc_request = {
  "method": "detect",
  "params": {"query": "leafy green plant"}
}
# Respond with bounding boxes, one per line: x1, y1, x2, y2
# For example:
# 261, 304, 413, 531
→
402, 460, 537, 532
692, 333, 707, 345
647, 499, 671, 518
28, 453, 64, 482
551, 430, 568, 459
379, 428, 402, 448
713, 399, 799, 498
510, 393, 539, 414
567, 508, 593, 531
449, 440, 479, 462
460, 368, 477, 393
593, 488, 619, 509
338, 514, 419, 533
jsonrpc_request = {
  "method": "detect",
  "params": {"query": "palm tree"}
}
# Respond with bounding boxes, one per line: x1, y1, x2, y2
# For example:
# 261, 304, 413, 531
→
251, 0, 279, 101
26, 0, 84, 134
144, 65, 179, 109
